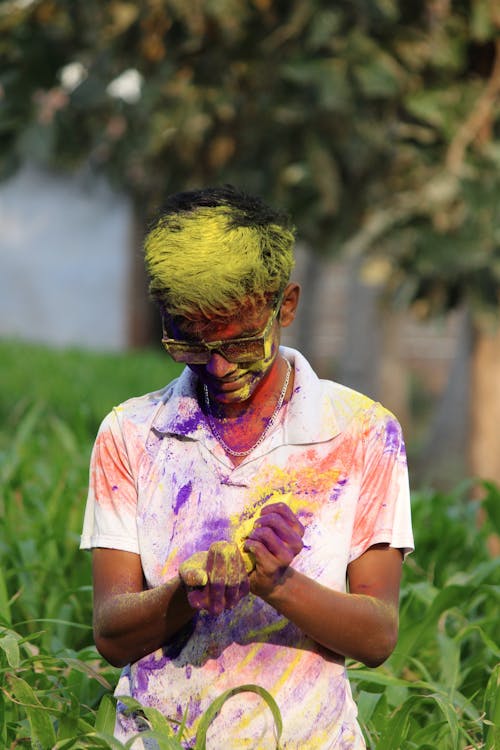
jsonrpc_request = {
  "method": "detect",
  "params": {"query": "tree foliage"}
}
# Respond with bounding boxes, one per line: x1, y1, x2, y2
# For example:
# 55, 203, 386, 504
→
1, 0, 499, 315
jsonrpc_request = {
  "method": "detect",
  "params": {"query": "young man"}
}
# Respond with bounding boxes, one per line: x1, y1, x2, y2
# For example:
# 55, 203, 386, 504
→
81, 186, 414, 749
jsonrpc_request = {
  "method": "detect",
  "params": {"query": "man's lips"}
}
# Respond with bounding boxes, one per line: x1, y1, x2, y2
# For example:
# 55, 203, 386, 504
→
206, 372, 251, 393
213, 377, 245, 391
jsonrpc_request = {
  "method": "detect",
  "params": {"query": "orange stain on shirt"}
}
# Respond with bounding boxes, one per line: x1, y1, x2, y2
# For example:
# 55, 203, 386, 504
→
90, 421, 139, 513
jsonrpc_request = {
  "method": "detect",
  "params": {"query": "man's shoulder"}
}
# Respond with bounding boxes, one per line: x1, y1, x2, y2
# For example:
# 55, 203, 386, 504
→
99, 378, 181, 434
320, 379, 397, 434
286, 347, 398, 441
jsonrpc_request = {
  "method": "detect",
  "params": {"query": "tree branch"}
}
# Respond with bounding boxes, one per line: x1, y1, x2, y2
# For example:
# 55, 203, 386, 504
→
446, 38, 500, 173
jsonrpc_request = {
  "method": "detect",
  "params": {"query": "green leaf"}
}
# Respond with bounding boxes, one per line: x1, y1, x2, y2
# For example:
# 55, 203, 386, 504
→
481, 481, 500, 535
391, 584, 478, 673
0, 691, 7, 749
54, 731, 126, 749
0, 400, 45, 485
61, 656, 113, 689
123, 730, 182, 749
483, 663, 500, 750
194, 684, 283, 750
374, 696, 418, 749
0, 630, 20, 668
6, 673, 57, 750
471, 0, 496, 41
0, 569, 11, 626
117, 695, 179, 743
349, 667, 433, 691
95, 694, 117, 734
436, 629, 460, 693
456, 622, 500, 660
429, 692, 460, 746
280, 59, 351, 111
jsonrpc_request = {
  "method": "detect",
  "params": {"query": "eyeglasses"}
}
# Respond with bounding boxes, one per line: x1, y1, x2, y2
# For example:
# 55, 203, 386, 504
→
161, 301, 282, 364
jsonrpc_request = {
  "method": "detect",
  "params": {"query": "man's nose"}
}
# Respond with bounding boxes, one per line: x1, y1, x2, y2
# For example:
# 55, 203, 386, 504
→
205, 352, 238, 377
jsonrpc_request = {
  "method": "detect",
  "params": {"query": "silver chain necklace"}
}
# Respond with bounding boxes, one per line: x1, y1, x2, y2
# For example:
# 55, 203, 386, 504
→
203, 358, 292, 457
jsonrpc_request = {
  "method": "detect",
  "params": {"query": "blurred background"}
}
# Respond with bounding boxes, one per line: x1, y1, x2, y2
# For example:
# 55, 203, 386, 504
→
2, 0, 500, 490
1, 3, 499, 747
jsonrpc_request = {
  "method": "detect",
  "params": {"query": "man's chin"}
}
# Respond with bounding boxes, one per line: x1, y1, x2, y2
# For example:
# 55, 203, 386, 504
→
211, 387, 253, 405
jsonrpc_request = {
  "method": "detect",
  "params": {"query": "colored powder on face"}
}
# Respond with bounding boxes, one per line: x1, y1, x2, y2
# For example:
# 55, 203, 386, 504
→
173, 481, 192, 515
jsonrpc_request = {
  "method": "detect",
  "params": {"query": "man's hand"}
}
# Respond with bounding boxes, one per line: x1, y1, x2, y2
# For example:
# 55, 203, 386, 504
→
178, 541, 250, 616
244, 502, 304, 597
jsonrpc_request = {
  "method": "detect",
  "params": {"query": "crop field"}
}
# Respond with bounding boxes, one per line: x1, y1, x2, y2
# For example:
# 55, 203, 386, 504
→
0, 340, 498, 749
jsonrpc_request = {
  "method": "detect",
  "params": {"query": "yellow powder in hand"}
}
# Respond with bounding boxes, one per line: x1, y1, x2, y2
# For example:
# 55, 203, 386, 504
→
179, 551, 209, 587
234, 491, 295, 572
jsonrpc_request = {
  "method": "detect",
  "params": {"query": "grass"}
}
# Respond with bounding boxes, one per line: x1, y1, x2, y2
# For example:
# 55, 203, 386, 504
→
0, 339, 499, 749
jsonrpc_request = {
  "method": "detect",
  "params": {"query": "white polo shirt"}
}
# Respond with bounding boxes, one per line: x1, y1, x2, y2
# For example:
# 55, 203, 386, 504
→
81, 347, 413, 749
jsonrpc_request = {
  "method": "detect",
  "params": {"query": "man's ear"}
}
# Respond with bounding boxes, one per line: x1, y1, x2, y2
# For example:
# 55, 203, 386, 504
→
279, 282, 300, 328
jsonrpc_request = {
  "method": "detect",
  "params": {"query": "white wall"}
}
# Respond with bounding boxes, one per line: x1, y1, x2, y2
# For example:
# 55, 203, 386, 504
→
0, 164, 132, 350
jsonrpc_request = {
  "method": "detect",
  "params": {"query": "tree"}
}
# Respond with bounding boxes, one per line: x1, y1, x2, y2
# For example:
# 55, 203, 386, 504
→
1, 0, 500, 480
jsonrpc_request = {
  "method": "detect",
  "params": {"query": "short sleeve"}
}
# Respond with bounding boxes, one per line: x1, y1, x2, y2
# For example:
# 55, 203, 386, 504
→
349, 405, 414, 562
80, 409, 140, 553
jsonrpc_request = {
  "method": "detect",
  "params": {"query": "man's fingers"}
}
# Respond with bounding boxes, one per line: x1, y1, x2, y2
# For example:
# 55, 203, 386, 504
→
259, 503, 305, 538
251, 511, 304, 551
179, 551, 209, 587
208, 541, 245, 588
248, 525, 302, 563
180, 542, 250, 614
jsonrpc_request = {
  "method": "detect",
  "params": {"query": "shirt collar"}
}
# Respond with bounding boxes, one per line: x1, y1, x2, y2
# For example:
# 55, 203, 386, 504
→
152, 367, 209, 440
151, 347, 341, 446
281, 347, 342, 444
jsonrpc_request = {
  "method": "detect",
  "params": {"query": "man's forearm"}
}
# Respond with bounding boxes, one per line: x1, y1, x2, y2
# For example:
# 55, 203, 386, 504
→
93, 577, 194, 667
260, 569, 399, 667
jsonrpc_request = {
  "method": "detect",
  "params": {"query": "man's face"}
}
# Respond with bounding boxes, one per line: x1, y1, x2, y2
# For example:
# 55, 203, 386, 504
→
165, 300, 282, 405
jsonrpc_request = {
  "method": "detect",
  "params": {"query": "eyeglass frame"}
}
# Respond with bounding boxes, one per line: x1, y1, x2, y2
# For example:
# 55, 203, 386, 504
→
161, 293, 284, 364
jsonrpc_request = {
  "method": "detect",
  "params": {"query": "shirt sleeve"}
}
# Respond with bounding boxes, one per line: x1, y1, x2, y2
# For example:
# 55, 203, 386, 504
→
349, 404, 414, 563
80, 408, 140, 553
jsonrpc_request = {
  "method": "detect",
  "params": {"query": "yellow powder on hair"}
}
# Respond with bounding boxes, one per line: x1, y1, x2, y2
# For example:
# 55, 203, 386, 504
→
144, 207, 295, 319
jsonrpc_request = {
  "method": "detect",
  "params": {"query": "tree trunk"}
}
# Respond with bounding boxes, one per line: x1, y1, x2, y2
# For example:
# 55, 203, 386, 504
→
415, 306, 473, 487
338, 255, 381, 401
127, 199, 159, 347
293, 246, 322, 366
470, 320, 500, 484
378, 308, 410, 434
470, 319, 500, 556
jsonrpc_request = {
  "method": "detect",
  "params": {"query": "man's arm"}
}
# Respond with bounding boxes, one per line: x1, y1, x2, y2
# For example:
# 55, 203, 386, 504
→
92, 542, 250, 668
246, 505, 403, 667
92, 548, 194, 667
257, 544, 402, 667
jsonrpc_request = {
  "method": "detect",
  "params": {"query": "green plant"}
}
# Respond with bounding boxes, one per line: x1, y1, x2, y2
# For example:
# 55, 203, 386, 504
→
351, 484, 500, 749
1, 341, 498, 748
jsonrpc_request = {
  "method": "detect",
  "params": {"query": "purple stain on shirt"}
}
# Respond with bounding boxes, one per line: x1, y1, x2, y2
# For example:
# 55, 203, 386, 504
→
384, 419, 401, 455
172, 410, 204, 435
187, 516, 231, 555
330, 476, 348, 502
173, 481, 192, 515
135, 651, 168, 693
